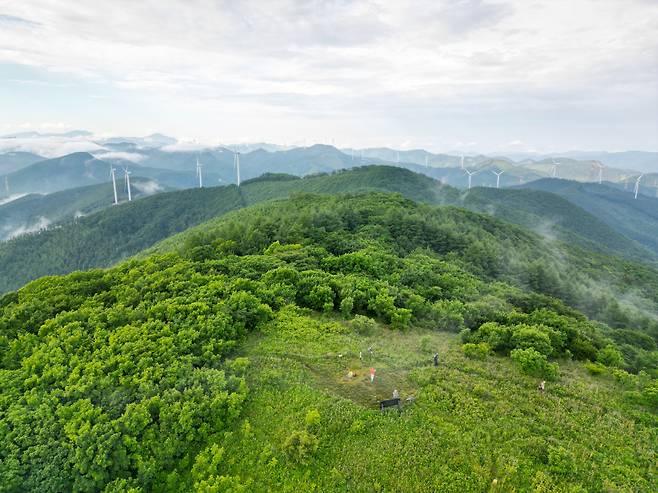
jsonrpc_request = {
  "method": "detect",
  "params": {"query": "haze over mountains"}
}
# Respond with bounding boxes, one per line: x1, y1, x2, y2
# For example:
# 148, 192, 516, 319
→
1, 130, 656, 196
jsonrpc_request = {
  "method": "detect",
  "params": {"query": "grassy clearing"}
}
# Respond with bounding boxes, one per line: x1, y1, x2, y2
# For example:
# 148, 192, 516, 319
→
217, 308, 657, 492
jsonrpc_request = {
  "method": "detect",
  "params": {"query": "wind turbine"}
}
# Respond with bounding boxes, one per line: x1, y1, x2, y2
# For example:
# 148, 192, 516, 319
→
123, 167, 132, 201
464, 168, 477, 190
592, 161, 604, 184
4, 176, 9, 196
460, 155, 465, 169
634, 174, 643, 199
110, 167, 118, 205
551, 158, 560, 178
491, 169, 505, 189
233, 150, 241, 186
196, 155, 203, 188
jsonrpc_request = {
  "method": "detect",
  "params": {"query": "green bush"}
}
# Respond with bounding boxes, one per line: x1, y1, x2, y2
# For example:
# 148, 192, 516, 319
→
510, 348, 559, 380
462, 342, 491, 360
282, 430, 319, 464
391, 308, 412, 330
511, 324, 553, 356
585, 361, 606, 375
340, 296, 354, 318
351, 315, 377, 336
305, 409, 321, 430
597, 344, 624, 368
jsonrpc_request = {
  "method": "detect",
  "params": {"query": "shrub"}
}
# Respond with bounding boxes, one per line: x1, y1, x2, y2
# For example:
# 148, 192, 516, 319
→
462, 342, 491, 360
510, 348, 559, 380
305, 409, 321, 430
339, 296, 354, 318
612, 368, 636, 388
391, 308, 412, 330
585, 361, 606, 375
597, 344, 624, 368
511, 324, 553, 356
459, 328, 473, 344
641, 380, 658, 409
351, 315, 377, 336
476, 322, 513, 353
307, 285, 335, 312
282, 430, 318, 464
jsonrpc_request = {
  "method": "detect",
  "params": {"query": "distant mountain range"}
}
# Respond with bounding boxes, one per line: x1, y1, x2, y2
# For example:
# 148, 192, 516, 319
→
2, 165, 657, 293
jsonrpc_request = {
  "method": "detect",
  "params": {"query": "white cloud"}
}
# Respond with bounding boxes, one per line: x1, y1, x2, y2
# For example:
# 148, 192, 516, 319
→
5, 216, 51, 239
132, 180, 163, 195
0, 0, 656, 151
0, 193, 29, 206
93, 151, 145, 163
0, 136, 104, 157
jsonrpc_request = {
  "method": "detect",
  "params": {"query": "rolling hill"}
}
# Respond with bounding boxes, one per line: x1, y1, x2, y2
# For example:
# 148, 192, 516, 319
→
1, 192, 655, 491
1, 152, 225, 195
0, 151, 44, 175
0, 178, 170, 241
1, 166, 655, 295
519, 179, 658, 257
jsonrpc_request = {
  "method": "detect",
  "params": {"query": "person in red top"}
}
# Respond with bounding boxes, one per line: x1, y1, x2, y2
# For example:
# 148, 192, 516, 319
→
370, 367, 376, 383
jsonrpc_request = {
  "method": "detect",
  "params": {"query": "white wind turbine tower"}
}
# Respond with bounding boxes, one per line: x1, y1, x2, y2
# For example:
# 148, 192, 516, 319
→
460, 155, 465, 169
551, 158, 560, 178
491, 170, 505, 189
593, 161, 604, 184
196, 156, 203, 188
464, 168, 477, 190
634, 174, 643, 199
233, 150, 241, 186
4, 176, 9, 196
123, 167, 132, 201
110, 166, 119, 205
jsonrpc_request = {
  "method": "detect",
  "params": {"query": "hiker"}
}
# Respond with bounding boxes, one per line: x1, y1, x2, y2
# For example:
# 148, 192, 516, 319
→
370, 367, 376, 383
538, 380, 545, 392
359, 351, 362, 360
368, 346, 373, 357
433, 353, 439, 367
392, 389, 399, 399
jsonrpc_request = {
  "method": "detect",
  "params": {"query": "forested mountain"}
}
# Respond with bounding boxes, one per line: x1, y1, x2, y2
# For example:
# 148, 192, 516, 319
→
1, 166, 654, 293
0, 151, 44, 175
1, 152, 225, 195
0, 179, 170, 241
1, 192, 655, 491
519, 178, 658, 257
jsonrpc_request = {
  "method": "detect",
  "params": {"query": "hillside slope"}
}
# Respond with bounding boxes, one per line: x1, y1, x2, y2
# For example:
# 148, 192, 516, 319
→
0, 167, 654, 295
520, 179, 658, 257
0, 179, 169, 241
1, 192, 655, 492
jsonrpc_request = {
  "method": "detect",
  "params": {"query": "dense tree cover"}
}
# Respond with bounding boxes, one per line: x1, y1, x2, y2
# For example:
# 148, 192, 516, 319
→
1, 192, 656, 491
5, 164, 655, 296
155, 192, 658, 347
521, 178, 658, 257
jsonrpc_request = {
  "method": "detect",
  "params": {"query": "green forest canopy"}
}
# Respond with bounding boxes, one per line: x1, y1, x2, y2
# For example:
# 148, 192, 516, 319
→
1, 192, 656, 491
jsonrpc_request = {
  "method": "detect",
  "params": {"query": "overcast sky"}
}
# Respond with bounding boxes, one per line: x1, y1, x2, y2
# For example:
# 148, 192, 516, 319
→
1, 0, 656, 152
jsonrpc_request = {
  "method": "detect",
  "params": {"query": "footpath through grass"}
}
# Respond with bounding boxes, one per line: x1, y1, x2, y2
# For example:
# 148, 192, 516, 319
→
218, 307, 657, 492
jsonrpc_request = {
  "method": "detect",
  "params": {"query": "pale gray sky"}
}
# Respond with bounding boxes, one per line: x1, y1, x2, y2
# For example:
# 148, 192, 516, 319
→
1, 0, 657, 152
